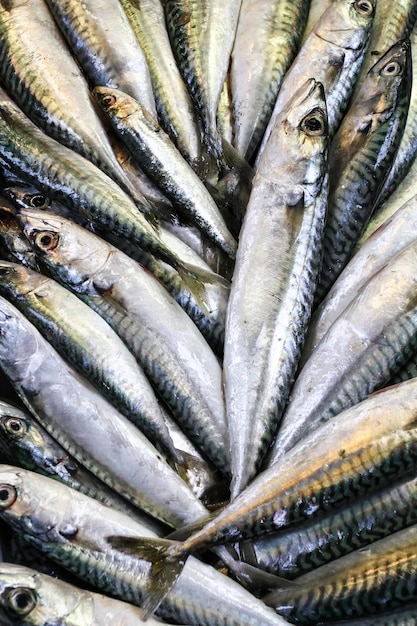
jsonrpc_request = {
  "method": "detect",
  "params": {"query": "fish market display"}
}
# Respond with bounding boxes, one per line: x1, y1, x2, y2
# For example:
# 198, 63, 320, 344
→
2, 1, 417, 625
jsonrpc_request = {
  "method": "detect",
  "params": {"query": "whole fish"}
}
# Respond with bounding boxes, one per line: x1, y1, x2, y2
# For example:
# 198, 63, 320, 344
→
0, 0, 142, 201
256, 0, 376, 161
107, 377, 417, 616
119, 0, 201, 166
44, 0, 157, 117
0, 562, 174, 625
230, 0, 310, 161
17, 209, 231, 476
0, 466, 290, 626
223, 78, 329, 498
94, 86, 237, 259
316, 38, 412, 303
0, 296, 209, 528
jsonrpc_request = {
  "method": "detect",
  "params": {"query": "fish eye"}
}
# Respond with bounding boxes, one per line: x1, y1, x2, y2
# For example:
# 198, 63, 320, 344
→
3, 416, 27, 437
0, 484, 17, 507
7, 588, 37, 615
354, 0, 374, 15
34, 230, 59, 252
0, 267, 11, 276
101, 94, 116, 108
382, 61, 402, 77
301, 109, 326, 136
29, 193, 50, 209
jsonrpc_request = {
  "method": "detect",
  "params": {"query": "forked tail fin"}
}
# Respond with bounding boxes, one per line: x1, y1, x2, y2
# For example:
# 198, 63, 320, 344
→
107, 536, 187, 618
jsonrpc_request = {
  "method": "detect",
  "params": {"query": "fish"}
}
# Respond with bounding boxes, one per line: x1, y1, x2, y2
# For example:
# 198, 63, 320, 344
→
0, 260, 185, 468
256, 0, 376, 161
223, 78, 329, 498
316, 38, 412, 303
230, 0, 310, 162
94, 86, 237, 259
119, 0, 202, 166
263, 523, 417, 623
0, 562, 173, 625
0, 399, 163, 532
268, 239, 417, 465
0, 0, 144, 202
0, 465, 290, 626
107, 377, 417, 616
17, 209, 231, 476
0, 296, 210, 528
45, 0, 157, 117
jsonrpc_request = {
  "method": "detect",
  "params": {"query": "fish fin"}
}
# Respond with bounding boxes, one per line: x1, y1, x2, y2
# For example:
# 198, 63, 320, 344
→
177, 262, 229, 317
230, 561, 298, 593
106, 536, 186, 618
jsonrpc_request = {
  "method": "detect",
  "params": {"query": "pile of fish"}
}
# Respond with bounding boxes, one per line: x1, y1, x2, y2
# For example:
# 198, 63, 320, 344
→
1, 0, 417, 623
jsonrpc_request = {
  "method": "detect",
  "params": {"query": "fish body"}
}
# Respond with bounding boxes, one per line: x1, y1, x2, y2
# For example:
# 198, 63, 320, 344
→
230, 0, 310, 161
0, 466, 290, 626
223, 78, 329, 497
94, 86, 237, 259
269, 239, 417, 464
108, 377, 417, 616
45, 0, 157, 117
0, 296, 208, 528
0, 400, 162, 532
0, 0, 139, 199
120, 0, 201, 165
17, 209, 231, 476
263, 524, 417, 623
317, 38, 412, 302
164, 0, 242, 159
0, 261, 183, 466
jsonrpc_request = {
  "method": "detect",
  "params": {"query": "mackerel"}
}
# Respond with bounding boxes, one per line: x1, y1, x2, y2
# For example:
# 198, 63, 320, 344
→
256, 0, 376, 161
268, 239, 417, 465
249, 470, 417, 578
0, 0, 140, 200
316, 38, 412, 303
0, 562, 171, 626
0, 261, 183, 467
0, 95, 203, 278
263, 524, 417, 623
164, 0, 243, 160
0, 466, 290, 626
107, 378, 417, 616
94, 86, 237, 259
230, 0, 310, 161
119, 0, 201, 166
0, 297, 209, 528
44, 0, 157, 117
223, 78, 329, 498
0, 399, 162, 532
18, 210, 231, 475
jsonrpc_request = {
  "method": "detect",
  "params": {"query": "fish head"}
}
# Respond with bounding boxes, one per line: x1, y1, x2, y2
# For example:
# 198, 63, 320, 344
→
0, 259, 47, 300
0, 563, 40, 624
260, 79, 329, 205
17, 209, 110, 294
0, 465, 77, 547
315, 0, 375, 50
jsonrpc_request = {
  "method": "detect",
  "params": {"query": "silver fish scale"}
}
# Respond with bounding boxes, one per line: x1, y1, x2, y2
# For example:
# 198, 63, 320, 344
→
1, 0, 417, 624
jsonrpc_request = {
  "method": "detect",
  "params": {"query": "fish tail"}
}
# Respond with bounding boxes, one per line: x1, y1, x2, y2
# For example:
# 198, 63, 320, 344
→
107, 535, 187, 618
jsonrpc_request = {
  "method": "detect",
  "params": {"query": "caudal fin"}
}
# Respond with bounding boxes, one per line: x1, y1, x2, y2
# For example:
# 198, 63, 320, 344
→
107, 536, 186, 618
